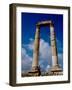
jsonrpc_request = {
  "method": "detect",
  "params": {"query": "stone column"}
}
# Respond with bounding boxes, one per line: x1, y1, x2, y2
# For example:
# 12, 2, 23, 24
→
32, 26, 40, 71
50, 23, 58, 67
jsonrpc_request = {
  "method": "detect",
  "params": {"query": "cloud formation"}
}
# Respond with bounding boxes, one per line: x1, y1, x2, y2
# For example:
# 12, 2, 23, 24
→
21, 47, 32, 72
39, 39, 52, 60
22, 38, 63, 72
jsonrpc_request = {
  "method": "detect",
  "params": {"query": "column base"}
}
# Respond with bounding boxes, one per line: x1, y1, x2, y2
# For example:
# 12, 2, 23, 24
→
48, 65, 63, 75
28, 66, 41, 76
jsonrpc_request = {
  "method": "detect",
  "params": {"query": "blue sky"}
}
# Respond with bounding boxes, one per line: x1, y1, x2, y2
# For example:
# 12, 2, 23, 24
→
21, 12, 63, 73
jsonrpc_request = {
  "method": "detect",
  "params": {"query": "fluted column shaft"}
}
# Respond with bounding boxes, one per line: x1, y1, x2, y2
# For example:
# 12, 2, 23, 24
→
32, 26, 40, 68
50, 24, 58, 66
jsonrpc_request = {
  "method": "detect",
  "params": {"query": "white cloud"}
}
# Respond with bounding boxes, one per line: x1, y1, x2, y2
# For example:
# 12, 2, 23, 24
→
21, 48, 32, 62
38, 39, 52, 71
22, 38, 63, 72
29, 38, 34, 42
27, 38, 34, 50
21, 48, 32, 72
27, 38, 52, 60
46, 65, 51, 72
39, 39, 52, 60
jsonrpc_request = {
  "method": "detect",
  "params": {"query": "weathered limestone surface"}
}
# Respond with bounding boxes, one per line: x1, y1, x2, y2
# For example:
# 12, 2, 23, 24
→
31, 26, 41, 76
50, 23, 58, 66
37, 20, 52, 26
50, 23, 62, 73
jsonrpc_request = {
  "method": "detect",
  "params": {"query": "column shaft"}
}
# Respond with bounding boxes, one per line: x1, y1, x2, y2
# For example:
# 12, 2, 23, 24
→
32, 26, 40, 68
50, 24, 58, 66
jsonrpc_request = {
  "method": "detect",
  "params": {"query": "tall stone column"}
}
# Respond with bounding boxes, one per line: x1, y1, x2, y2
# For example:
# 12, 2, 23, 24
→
50, 23, 58, 67
31, 25, 41, 75
50, 23, 62, 75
